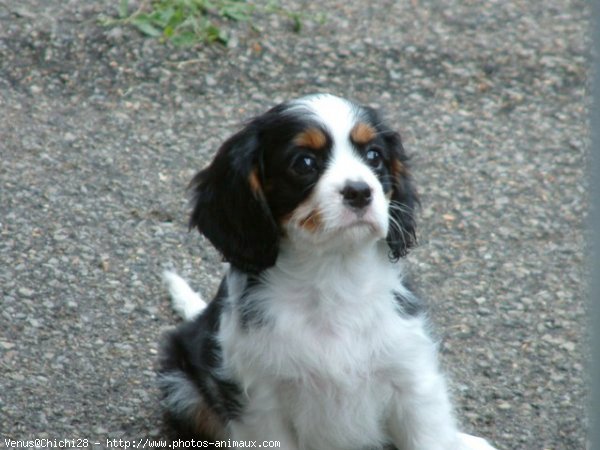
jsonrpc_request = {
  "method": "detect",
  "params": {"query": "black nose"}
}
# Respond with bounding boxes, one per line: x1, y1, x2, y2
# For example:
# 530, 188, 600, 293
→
341, 181, 372, 209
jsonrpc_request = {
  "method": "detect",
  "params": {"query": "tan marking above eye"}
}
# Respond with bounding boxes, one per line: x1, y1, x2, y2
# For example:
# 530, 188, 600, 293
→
350, 122, 377, 145
294, 128, 327, 150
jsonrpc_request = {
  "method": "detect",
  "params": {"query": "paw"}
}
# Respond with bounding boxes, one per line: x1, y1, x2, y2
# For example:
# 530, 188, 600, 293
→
458, 432, 498, 450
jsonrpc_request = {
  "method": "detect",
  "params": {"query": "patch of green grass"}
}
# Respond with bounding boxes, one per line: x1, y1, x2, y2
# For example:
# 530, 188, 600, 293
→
111, 0, 320, 46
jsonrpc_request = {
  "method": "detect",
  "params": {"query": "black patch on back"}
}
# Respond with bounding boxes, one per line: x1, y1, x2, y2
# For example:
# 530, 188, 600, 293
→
159, 278, 244, 430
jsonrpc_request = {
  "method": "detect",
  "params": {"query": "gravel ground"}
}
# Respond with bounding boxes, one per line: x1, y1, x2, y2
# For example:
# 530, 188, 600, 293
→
0, 1, 588, 448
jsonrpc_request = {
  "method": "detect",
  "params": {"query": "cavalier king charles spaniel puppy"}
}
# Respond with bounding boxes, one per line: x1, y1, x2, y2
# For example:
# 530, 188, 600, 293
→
159, 94, 496, 450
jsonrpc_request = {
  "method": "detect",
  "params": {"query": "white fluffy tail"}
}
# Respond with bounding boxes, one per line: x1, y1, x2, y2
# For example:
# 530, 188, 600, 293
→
162, 271, 207, 320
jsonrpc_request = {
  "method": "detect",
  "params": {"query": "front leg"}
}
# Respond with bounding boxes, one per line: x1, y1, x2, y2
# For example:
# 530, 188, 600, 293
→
229, 413, 298, 450
458, 433, 498, 450
227, 384, 299, 450
386, 371, 459, 450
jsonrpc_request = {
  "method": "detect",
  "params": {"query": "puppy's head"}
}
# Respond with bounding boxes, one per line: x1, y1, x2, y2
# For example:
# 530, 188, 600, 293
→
189, 94, 418, 273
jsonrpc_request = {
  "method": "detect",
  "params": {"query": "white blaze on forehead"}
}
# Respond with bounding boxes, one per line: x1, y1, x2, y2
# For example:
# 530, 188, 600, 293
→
294, 94, 373, 180
290, 94, 361, 146
291, 94, 368, 173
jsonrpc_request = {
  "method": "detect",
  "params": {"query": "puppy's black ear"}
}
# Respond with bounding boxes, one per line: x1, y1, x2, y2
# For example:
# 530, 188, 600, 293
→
383, 130, 419, 259
188, 127, 279, 273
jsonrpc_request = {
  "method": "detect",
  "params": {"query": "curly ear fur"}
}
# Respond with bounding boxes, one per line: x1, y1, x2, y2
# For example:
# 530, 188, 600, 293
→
188, 128, 279, 273
383, 130, 419, 259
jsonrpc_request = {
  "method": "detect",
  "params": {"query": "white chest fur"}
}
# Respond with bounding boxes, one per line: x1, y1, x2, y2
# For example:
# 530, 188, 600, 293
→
219, 246, 437, 450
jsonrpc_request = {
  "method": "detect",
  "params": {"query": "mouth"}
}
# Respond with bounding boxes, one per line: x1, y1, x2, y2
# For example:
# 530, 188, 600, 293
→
339, 218, 376, 229
287, 202, 388, 240
330, 216, 385, 238
294, 214, 376, 233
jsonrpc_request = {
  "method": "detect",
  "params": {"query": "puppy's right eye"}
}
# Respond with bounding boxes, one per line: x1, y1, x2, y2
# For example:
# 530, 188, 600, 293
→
290, 154, 318, 176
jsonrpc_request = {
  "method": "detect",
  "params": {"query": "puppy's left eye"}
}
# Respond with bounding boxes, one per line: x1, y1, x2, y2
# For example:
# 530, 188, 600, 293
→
365, 148, 384, 171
